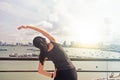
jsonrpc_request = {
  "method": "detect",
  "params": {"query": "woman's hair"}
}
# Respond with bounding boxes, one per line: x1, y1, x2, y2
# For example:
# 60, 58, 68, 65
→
33, 36, 48, 65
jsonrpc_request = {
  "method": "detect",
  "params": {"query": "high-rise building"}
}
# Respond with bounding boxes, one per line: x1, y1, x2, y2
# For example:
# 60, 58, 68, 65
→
0, 41, 2, 46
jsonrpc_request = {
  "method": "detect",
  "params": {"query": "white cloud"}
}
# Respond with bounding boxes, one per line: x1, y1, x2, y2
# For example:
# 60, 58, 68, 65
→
0, 1, 45, 20
0, 0, 120, 44
35, 21, 53, 29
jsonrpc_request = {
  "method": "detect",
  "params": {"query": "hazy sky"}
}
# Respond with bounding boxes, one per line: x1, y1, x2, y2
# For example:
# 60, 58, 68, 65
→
0, 0, 120, 44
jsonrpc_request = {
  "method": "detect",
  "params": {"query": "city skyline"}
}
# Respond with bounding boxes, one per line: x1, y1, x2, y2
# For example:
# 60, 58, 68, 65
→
0, 40, 117, 47
0, 0, 120, 45
1, 40, 120, 53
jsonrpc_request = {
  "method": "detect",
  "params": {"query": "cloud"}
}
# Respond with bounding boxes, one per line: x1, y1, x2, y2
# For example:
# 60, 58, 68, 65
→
35, 21, 53, 29
0, 0, 120, 44
0, 1, 45, 21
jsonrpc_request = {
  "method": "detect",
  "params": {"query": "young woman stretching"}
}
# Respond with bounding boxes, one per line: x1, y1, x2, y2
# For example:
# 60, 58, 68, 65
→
18, 25, 78, 80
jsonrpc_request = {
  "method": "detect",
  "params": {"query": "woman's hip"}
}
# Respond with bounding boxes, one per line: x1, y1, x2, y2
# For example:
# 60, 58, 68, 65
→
54, 68, 77, 80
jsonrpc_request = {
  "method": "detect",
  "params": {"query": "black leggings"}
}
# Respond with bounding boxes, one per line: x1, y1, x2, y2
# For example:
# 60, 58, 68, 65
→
54, 68, 77, 80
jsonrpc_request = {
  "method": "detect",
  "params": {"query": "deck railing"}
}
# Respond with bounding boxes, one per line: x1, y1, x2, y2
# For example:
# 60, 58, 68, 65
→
0, 57, 120, 80
0, 57, 120, 72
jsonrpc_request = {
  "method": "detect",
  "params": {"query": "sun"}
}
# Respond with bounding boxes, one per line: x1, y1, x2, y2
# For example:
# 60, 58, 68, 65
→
79, 31, 101, 45
72, 26, 102, 45
67, 18, 103, 45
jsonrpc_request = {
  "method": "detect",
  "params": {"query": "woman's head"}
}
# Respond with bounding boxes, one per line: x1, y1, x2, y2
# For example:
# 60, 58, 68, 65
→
33, 36, 48, 65
33, 36, 47, 49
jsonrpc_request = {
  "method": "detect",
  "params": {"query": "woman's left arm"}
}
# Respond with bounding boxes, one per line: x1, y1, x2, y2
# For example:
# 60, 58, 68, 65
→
38, 62, 53, 78
53, 67, 57, 78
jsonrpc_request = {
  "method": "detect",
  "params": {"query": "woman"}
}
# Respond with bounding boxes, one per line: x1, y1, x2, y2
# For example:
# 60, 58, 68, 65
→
18, 25, 78, 80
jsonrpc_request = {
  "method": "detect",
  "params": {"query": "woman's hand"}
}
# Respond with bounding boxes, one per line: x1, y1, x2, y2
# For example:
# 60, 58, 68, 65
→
17, 25, 27, 30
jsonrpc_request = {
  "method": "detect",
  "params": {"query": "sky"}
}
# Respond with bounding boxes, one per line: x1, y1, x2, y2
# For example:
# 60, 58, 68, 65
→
0, 0, 120, 45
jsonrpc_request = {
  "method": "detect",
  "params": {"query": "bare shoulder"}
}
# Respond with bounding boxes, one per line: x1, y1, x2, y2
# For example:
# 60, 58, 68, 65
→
48, 43, 54, 52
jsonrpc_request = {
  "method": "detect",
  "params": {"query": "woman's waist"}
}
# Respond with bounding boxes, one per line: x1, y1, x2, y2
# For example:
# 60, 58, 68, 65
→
55, 63, 75, 70
56, 67, 76, 71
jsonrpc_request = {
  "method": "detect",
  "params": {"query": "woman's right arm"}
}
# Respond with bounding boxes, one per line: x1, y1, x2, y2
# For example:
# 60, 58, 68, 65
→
18, 25, 56, 42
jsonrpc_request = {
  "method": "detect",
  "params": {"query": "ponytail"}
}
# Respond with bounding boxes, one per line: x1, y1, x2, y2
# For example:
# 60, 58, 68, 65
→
33, 36, 48, 65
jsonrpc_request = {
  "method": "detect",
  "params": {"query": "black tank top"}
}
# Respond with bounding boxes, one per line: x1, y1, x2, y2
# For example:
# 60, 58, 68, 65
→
46, 42, 75, 70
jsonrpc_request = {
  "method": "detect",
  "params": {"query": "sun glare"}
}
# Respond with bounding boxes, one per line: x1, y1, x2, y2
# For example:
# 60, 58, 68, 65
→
72, 26, 102, 45
79, 32, 101, 45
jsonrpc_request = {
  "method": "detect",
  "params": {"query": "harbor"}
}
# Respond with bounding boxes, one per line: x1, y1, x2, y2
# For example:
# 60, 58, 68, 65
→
0, 46, 120, 80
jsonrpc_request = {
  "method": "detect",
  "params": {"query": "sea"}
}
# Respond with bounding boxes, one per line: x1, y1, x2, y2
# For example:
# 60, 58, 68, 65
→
0, 46, 120, 80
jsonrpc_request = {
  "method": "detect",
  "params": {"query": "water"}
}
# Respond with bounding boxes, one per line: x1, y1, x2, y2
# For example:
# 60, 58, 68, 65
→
0, 46, 120, 80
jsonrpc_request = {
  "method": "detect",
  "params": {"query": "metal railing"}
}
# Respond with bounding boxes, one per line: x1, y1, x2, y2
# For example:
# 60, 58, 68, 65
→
0, 57, 120, 61
0, 57, 120, 73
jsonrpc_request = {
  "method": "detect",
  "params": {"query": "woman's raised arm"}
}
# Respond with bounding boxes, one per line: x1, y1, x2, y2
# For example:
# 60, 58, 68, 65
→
18, 25, 56, 42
